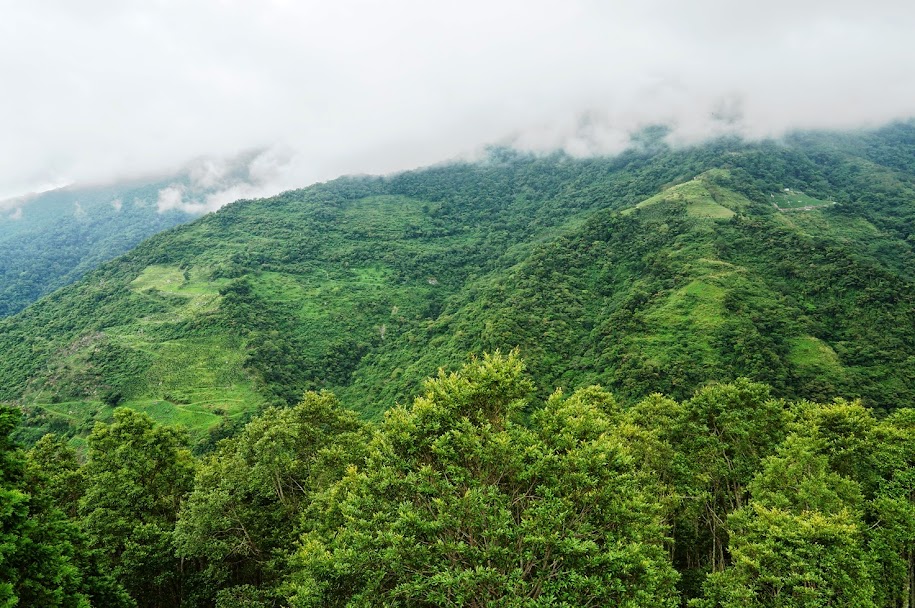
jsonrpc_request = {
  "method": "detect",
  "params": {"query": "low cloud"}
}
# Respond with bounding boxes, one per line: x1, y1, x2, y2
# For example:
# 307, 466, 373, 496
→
155, 147, 293, 214
1, 0, 914, 203
0, 188, 57, 218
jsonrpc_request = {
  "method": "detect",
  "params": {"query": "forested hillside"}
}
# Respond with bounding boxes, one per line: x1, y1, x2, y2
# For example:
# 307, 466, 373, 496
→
3, 122, 915, 446
4, 353, 915, 607
0, 178, 200, 317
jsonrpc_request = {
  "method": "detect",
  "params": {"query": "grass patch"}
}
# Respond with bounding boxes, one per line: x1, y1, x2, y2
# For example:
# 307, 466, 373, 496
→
772, 190, 835, 211
339, 196, 432, 239
647, 280, 728, 331
139, 336, 259, 415
128, 265, 228, 325
788, 336, 842, 370
126, 399, 224, 438
131, 265, 187, 292
626, 173, 741, 219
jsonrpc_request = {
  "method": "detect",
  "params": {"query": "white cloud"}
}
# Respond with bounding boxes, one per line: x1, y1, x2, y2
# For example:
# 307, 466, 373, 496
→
1, 0, 913, 203
156, 185, 190, 213
153, 147, 293, 214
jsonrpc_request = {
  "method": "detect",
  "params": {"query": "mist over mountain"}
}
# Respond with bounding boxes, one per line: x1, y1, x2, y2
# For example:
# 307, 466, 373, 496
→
6, 3, 915, 607
4, 121, 915, 605
0, 149, 286, 317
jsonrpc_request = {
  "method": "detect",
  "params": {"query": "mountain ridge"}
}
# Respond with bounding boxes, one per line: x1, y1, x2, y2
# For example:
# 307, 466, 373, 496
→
4, 123, 915, 446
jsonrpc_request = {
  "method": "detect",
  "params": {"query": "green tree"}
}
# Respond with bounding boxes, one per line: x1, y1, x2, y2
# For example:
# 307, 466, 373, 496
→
174, 391, 370, 607
290, 352, 678, 607
23, 433, 133, 608
79, 408, 194, 607
0, 406, 102, 607
634, 380, 789, 596
694, 435, 875, 608
24, 434, 84, 519
867, 409, 915, 608
791, 398, 877, 491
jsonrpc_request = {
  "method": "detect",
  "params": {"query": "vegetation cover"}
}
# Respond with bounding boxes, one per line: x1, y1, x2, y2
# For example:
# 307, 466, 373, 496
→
3, 117, 915, 604
3, 352, 915, 607
2, 122, 915, 445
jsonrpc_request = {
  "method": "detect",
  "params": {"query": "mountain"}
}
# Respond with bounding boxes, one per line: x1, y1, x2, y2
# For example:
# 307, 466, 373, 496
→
0, 150, 273, 318
0, 178, 198, 317
4, 122, 915, 446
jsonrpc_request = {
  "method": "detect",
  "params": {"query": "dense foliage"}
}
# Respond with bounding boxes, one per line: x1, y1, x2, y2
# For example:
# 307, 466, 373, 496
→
4, 352, 915, 606
3, 122, 915, 447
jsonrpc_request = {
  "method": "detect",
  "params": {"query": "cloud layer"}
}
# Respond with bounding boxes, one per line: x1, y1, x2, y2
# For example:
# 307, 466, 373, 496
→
2, 0, 915, 202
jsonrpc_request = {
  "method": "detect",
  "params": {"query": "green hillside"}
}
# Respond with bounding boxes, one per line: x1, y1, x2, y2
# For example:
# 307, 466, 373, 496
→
4, 123, 915, 445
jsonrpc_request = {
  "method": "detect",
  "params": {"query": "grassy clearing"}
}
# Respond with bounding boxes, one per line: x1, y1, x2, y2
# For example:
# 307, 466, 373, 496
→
126, 399, 223, 439
22, 332, 263, 445
626, 173, 742, 219
130, 265, 187, 291
139, 337, 258, 413
788, 336, 842, 370
647, 280, 728, 331
772, 190, 835, 210
129, 265, 228, 325
130, 264, 232, 295
17, 267, 263, 442
339, 195, 431, 239
687, 198, 735, 219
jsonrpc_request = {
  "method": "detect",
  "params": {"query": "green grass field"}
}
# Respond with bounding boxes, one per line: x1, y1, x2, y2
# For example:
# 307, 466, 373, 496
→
788, 336, 843, 370
772, 190, 835, 210
626, 172, 743, 219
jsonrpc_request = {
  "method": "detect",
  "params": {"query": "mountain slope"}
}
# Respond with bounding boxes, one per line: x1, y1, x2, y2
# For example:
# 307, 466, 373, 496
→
0, 178, 198, 317
414, 170, 915, 408
0, 150, 275, 318
4, 123, 915, 445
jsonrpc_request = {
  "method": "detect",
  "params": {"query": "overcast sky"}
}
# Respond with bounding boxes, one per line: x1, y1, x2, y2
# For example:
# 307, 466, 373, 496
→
2, 0, 915, 207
